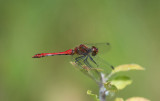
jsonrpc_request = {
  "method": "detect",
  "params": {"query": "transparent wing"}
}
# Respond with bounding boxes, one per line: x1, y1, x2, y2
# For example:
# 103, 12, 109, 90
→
90, 55, 114, 75
71, 54, 113, 76
85, 43, 111, 55
71, 54, 101, 82
71, 55, 98, 71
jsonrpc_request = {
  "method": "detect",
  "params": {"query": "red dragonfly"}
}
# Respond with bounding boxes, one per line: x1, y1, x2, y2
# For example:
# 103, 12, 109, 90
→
32, 43, 114, 72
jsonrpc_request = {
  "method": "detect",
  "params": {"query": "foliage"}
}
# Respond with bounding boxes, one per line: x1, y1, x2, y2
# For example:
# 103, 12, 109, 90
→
71, 62, 150, 101
110, 76, 132, 90
104, 82, 118, 93
114, 97, 150, 101
125, 97, 150, 101
87, 90, 100, 101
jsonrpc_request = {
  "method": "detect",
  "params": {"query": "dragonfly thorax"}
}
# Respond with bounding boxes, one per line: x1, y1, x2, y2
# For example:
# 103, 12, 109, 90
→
74, 44, 98, 56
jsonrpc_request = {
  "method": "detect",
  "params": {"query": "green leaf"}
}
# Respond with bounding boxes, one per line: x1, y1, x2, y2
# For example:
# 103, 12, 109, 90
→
114, 98, 124, 101
104, 82, 118, 92
126, 97, 150, 101
87, 90, 100, 101
112, 64, 145, 75
110, 76, 132, 90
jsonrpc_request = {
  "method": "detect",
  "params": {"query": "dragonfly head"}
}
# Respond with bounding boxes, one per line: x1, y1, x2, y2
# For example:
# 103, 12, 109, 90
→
91, 46, 98, 56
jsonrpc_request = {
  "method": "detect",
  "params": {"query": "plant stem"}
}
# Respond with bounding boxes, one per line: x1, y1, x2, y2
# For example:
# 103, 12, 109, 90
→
99, 73, 107, 101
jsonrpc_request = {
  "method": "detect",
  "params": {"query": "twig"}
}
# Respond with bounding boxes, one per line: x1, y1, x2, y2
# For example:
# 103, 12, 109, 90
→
99, 73, 107, 101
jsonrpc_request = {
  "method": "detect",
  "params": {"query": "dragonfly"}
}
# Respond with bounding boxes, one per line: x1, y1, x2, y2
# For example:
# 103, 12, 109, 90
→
32, 43, 114, 72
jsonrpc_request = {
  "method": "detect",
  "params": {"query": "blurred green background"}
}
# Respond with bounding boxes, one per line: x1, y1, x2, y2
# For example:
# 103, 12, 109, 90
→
0, 0, 160, 101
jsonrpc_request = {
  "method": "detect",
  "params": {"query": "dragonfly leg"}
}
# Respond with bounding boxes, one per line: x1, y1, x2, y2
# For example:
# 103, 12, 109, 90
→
83, 56, 92, 68
88, 55, 98, 67
75, 56, 85, 65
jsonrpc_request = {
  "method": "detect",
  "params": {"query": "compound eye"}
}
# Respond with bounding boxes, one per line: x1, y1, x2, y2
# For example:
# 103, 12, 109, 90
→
91, 46, 98, 56
92, 52, 96, 56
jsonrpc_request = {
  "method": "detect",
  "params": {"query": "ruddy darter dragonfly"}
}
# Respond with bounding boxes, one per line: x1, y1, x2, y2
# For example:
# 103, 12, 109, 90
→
32, 43, 114, 72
